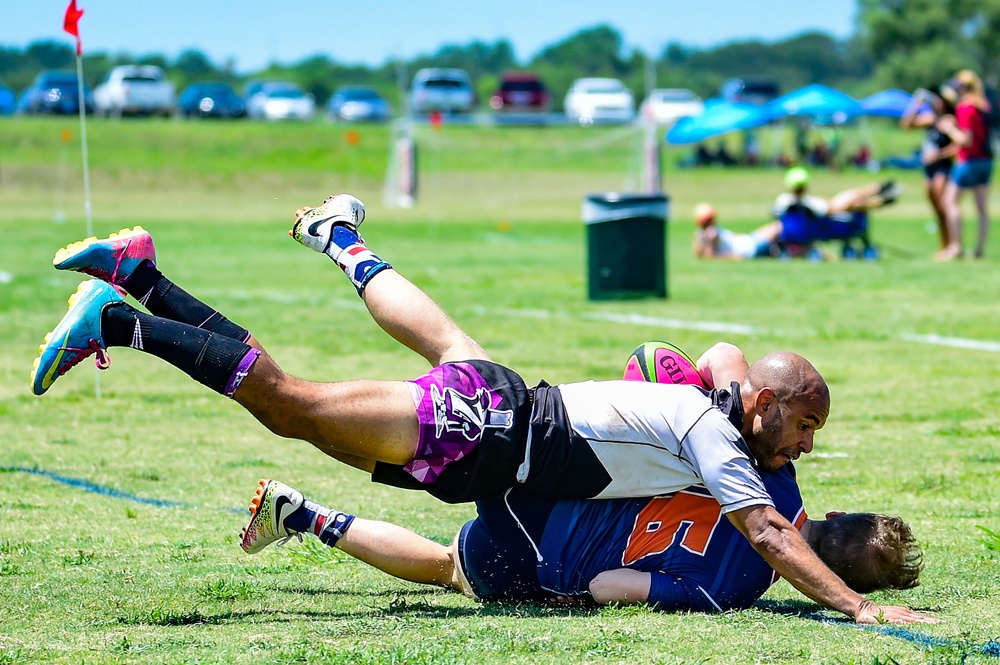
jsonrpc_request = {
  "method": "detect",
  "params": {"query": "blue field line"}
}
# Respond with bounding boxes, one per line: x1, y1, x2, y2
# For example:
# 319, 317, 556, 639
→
814, 618, 1000, 659
1, 466, 245, 514
865, 625, 1000, 658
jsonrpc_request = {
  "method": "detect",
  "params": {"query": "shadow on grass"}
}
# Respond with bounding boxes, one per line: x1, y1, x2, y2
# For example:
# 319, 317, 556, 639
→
116, 595, 601, 627
267, 583, 600, 616
753, 599, 833, 619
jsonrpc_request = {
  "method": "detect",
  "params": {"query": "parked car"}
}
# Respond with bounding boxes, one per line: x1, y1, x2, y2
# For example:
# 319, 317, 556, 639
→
489, 72, 551, 113
16, 70, 94, 115
177, 82, 245, 119
409, 68, 475, 115
564, 77, 635, 125
246, 82, 315, 121
326, 86, 391, 122
720, 78, 780, 106
640, 88, 704, 126
94, 65, 175, 117
0, 81, 15, 115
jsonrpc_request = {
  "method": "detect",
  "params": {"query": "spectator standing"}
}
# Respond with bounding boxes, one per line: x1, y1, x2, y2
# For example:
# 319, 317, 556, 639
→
940, 70, 993, 260
901, 87, 958, 254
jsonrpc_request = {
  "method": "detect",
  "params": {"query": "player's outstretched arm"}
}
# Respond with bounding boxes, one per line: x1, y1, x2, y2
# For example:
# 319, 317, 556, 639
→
588, 569, 651, 605
728, 504, 938, 624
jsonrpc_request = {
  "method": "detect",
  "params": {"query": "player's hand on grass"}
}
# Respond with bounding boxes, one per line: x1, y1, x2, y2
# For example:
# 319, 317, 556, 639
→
855, 601, 939, 624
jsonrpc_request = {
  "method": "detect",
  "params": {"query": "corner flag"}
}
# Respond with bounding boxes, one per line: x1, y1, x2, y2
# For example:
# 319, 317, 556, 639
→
63, 0, 84, 55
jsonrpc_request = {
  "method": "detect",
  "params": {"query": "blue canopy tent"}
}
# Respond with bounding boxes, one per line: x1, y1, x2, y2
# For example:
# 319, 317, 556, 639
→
860, 89, 929, 118
758, 84, 864, 166
765, 83, 862, 122
665, 102, 773, 144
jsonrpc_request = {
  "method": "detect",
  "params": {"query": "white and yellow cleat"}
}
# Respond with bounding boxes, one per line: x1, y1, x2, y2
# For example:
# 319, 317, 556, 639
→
239, 479, 305, 554
289, 194, 366, 253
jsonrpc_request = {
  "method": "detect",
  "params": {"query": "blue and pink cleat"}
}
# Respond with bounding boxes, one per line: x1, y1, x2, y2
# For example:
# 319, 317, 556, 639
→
53, 226, 155, 287
31, 280, 123, 396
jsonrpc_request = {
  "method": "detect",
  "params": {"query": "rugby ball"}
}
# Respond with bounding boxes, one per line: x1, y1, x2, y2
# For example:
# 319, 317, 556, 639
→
623, 341, 708, 387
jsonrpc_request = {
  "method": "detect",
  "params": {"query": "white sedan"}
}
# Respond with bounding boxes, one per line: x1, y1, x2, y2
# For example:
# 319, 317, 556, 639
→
640, 88, 704, 126
564, 78, 635, 125
247, 83, 315, 121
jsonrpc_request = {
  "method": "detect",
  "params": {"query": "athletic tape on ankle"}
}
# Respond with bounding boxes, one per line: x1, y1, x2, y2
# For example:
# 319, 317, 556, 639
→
320, 512, 356, 547
224, 348, 260, 398
357, 261, 392, 296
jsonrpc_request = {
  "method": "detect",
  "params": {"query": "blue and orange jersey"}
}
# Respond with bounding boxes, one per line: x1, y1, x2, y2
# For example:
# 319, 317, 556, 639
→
533, 464, 806, 611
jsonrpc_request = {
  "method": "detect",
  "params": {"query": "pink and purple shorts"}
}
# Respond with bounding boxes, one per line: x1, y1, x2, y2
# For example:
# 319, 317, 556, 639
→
371, 360, 533, 504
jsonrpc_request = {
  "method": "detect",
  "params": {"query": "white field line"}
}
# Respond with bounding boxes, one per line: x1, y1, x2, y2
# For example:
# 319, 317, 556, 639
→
206, 290, 1000, 353
897, 333, 1000, 353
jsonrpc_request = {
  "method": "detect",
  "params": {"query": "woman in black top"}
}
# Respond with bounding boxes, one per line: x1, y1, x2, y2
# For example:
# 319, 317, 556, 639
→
901, 87, 958, 253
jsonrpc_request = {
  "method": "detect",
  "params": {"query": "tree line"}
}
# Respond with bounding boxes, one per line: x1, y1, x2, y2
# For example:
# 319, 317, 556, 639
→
2, 1, 997, 110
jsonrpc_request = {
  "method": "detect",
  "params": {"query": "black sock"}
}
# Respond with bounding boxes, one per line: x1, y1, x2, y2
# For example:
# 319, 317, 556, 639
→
122, 261, 250, 342
102, 303, 258, 396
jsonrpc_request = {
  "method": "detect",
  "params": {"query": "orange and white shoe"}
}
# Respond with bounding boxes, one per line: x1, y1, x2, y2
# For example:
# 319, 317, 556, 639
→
239, 479, 305, 554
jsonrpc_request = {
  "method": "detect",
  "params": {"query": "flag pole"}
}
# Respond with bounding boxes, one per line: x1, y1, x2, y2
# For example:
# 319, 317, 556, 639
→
73, 53, 100, 398
74, 53, 93, 238
64, 0, 99, 396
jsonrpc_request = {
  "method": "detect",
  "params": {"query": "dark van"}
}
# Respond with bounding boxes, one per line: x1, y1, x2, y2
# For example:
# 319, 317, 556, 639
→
720, 78, 780, 106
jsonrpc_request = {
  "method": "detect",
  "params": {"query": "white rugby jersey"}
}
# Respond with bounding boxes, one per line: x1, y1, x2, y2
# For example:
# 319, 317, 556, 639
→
550, 380, 772, 512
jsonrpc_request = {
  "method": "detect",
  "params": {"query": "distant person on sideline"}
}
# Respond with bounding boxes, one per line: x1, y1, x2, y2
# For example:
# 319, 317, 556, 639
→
32, 195, 934, 624
692, 203, 780, 259
939, 70, 993, 260
772, 167, 900, 220
900, 86, 958, 254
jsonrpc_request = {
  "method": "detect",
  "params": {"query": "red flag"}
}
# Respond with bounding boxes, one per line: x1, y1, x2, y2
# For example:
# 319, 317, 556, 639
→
63, 0, 84, 55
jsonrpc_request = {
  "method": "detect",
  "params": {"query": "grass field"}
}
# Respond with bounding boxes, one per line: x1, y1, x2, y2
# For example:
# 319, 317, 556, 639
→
1, 117, 998, 664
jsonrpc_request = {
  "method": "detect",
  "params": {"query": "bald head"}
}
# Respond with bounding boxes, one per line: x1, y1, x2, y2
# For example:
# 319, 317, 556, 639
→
740, 352, 830, 469
744, 352, 829, 406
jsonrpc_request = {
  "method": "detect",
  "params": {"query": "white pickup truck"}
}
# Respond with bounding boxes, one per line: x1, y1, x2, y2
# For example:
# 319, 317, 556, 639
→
94, 65, 175, 117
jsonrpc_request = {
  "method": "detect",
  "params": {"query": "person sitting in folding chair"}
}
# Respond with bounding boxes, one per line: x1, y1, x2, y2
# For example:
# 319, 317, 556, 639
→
772, 167, 900, 259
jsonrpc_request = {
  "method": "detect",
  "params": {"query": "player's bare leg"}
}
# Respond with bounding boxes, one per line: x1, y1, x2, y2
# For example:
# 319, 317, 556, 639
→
362, 269, 488, 365
240, 480, 462, 592
231, 351, 419, 466
291, 194, 488, 366
32, 275, 423, 471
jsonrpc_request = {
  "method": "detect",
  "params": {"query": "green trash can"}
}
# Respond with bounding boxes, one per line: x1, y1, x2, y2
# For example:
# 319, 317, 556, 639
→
583, 193, 669, 300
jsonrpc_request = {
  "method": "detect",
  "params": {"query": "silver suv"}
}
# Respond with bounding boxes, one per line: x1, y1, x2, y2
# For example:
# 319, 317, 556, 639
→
409, 68, 474, 114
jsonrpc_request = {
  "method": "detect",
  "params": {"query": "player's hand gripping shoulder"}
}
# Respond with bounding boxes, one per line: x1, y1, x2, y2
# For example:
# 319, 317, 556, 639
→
696, 342, 750, 389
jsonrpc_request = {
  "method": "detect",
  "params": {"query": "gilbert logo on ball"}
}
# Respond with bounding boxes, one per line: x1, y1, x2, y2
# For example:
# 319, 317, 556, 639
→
623, 341, 707, 387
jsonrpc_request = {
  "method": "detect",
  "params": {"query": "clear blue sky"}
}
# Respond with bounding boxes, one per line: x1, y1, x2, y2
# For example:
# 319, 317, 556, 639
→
4, 0, 857, 73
